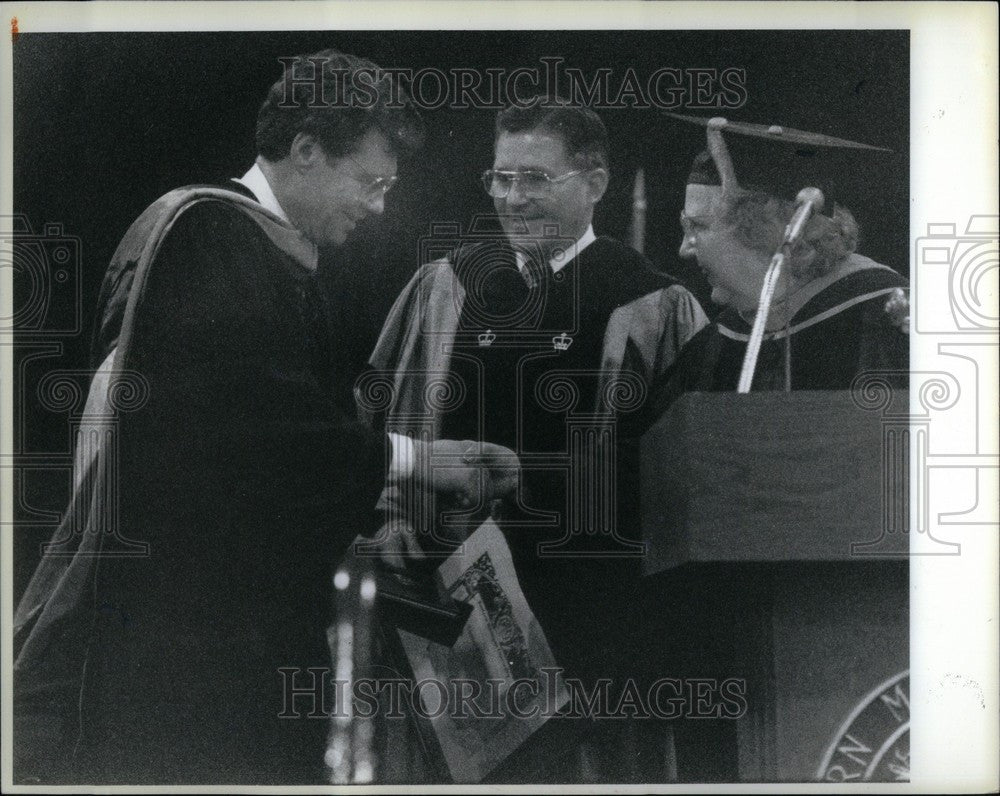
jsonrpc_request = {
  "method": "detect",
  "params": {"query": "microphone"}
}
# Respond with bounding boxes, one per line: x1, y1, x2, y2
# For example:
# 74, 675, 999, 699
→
737, 186, 825, 394
783, 187, 825, 246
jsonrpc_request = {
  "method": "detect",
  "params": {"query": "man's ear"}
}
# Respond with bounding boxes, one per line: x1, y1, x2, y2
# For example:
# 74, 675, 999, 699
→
587, 168, 609, 204
288, 132, 324, 171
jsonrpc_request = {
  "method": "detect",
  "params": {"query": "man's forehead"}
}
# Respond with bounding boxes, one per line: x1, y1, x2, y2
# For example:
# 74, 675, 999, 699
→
493, 129, 571, 170
350, 127, 398, 172
683, 183, 724, 220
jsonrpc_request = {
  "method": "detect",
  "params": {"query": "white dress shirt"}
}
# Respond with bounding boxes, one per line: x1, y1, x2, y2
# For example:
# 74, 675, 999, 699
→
232, 162, 290, 224
515, 224, 597, 277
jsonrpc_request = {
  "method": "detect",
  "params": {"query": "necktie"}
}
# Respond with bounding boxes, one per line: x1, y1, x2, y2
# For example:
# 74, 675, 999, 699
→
521, 251, 549, 290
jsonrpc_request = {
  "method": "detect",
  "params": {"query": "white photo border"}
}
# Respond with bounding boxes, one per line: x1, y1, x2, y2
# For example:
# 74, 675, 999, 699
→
1, 2, 997, 793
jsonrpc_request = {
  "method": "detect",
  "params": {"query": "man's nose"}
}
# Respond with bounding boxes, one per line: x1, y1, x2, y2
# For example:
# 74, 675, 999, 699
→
362, 191, 386, 216
678, 232, 697, 259
505, 180, 530, 207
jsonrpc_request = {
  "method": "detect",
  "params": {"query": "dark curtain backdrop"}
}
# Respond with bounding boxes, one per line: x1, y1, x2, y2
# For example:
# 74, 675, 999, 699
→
12, 30, 909, 597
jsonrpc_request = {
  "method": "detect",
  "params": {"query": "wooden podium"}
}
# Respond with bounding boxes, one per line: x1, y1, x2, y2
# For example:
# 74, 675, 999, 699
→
638, 392, 909, 782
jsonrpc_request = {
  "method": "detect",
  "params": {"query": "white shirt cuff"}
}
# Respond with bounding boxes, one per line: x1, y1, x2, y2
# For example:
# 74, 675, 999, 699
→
387, 432, 414, 481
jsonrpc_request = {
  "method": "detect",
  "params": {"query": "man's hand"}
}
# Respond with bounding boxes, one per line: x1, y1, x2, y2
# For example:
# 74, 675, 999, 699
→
410, 438, 520, 508
357, 520, 428, 571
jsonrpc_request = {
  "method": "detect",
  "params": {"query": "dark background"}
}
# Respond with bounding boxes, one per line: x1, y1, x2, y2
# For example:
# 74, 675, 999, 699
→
12, 30, 909, 598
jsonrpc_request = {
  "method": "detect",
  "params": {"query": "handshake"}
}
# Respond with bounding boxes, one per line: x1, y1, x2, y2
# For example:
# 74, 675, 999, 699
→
373, 436, 520, 570
397, 436, 521, 508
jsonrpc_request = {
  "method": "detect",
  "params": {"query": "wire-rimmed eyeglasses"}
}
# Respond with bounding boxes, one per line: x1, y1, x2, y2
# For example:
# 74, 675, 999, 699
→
481, 168, 586, 199
347, 154, 398, 198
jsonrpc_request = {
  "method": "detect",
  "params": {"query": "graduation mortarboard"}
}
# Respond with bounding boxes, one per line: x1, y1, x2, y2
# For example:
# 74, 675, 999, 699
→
666, 112, 891, 216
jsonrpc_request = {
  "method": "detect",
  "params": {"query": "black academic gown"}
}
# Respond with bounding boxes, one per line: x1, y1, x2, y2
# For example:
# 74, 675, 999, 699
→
644, 260, 909, 419
439, 237, 682, 781
14, 184, 386, 784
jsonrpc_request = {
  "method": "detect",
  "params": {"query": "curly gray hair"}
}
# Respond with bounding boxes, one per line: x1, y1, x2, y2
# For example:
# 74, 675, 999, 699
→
723, 189, 859, 281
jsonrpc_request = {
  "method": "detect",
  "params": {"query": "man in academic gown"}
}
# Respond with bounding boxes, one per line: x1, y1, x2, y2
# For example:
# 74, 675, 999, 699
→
364, 101, 708, 782
12, 49, 517, 785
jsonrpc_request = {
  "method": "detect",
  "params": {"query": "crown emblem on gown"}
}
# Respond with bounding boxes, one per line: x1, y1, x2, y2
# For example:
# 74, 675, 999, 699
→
552, 332, 573, 351
478, 329, 496, 347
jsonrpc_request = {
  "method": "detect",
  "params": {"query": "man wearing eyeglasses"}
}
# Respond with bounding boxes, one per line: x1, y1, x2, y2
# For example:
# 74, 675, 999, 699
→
13, 49, 519, 785
368, 100, 708, 782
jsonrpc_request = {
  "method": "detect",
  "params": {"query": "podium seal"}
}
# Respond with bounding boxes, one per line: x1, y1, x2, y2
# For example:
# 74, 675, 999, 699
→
817, 670, 909, 782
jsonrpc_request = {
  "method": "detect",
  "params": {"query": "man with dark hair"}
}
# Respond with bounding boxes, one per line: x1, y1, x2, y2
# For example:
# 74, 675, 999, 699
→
367, 98, 707, 782
13, 49, 517, 785
493, 101, 610, 165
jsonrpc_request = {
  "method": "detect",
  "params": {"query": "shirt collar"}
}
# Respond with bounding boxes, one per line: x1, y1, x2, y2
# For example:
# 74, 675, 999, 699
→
232, 162, 290, 224
515, 225, 597, 274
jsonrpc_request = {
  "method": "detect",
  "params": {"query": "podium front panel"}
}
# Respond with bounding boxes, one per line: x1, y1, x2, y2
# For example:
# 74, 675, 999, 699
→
640, 391, 906, 574
638, 391, 909, 781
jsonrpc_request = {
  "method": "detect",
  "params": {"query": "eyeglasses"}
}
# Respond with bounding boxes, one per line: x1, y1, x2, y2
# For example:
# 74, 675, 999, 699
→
679, 210, 712, 237
346, 154, 398, 198
481, 168, 586, 199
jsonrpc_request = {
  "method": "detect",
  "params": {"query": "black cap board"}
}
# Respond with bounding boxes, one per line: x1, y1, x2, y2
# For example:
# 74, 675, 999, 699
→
666, 112, 892, 216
